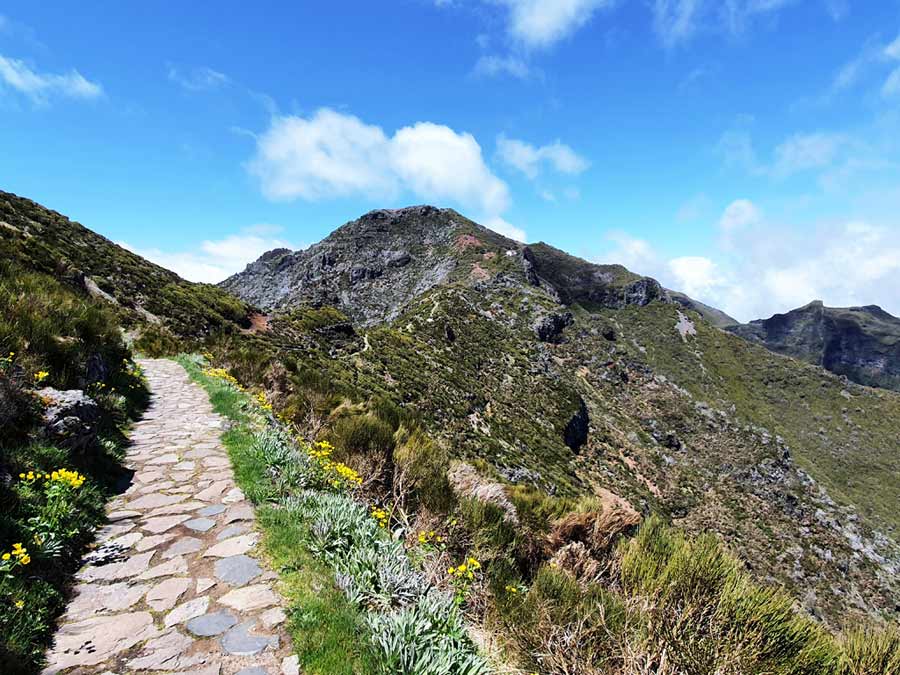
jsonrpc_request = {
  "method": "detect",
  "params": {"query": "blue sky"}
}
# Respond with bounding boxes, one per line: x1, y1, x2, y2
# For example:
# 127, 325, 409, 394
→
2, 1, 900, 321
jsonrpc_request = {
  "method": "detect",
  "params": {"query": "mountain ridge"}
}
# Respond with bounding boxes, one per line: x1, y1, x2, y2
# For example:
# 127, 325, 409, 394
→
728, 299, 900, 391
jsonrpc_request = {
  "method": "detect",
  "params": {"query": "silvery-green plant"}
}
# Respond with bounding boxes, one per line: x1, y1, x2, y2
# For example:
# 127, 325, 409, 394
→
367, 590, 489, 675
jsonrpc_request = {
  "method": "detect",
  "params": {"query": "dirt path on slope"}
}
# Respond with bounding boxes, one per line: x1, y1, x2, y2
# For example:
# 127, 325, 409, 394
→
42, 359, 298, 675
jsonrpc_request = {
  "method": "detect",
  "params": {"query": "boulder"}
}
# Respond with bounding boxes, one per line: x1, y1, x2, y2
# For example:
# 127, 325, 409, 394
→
533, 312, 574, 343
37, 387, 101, 451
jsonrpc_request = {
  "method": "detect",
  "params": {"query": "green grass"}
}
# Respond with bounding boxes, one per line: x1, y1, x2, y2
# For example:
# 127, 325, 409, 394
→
177, 355, 377, 675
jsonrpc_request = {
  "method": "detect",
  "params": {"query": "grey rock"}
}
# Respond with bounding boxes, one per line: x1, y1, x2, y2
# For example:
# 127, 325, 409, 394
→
221, 621, 278, 656
215, 554, 262, 586
186, 611, 238, 637
184, 517, 217, 532
37, 387, 101, 451
198, 504, 226, 516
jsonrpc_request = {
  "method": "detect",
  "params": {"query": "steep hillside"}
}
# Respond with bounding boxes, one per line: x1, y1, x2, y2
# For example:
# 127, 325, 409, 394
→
223, 207, 900, 627
0, 190, 253, 339
668, 289, 739, 327
728, 300, 900, 391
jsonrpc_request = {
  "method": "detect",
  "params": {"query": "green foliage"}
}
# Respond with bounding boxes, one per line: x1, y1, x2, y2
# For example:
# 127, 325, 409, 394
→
393, 427, 454, 512
839, 625, 900, 675
0, 445, 120, 673
0, 262, 128, 391
183, 357, 488, 674
0, 190, 252, 339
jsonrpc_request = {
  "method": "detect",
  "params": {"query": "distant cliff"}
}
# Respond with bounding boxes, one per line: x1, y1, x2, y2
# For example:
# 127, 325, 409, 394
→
728, 300, 900, 391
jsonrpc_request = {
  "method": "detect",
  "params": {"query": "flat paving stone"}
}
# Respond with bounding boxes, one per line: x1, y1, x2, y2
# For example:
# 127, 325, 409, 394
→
186, 611, 239, 637
215, 555, 262, 586
221, 621, 278, 656
198, 503, 226, 516
204, 533, 259, 558
184, 517, 217, 532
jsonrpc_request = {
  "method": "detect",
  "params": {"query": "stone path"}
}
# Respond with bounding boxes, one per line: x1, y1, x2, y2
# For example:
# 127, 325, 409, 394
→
43, 359, 298, 675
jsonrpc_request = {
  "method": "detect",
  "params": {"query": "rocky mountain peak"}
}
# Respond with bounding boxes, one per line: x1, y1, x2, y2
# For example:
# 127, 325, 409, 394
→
221, 206, 667, 325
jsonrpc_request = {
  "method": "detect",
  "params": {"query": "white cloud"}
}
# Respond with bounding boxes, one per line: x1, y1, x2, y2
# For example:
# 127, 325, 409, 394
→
882, 66, 900, 97
473, 54, 531, 79
119, 225, 295, 284
718, 198, 760, 231
248, 108, 510, 218
0, 54, 102, 103
772, 132, 847, 176
482, 215, 528, 242
497, 0, 614, 49
653, 0, 703, 47
884, 32, 900, 60
167, 65, 230, 91
496, 135, 590, 179
594, 206, 900, 322
667, 256, 723, 298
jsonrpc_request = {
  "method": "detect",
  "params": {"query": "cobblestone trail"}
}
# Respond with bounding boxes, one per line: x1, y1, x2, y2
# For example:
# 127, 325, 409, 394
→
43, 359, 298, 675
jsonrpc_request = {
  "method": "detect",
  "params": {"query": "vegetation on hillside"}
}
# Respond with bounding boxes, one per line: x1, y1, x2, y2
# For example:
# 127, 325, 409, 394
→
182, 355, 900, 674
0, 262, 148, 673
0, 190, 253, 340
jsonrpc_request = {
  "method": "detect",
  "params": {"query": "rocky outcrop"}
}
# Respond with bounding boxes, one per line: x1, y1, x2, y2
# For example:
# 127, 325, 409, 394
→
533, 312, 573, 343
563, 396, 589, 452
729, 301, 900, 391
38, 388, 101, 451
221, 206, 484, 325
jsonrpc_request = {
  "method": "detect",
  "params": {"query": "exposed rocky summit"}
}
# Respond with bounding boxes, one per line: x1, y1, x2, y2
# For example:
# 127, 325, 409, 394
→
220, 206, 666, 325
728, 300, 900, 391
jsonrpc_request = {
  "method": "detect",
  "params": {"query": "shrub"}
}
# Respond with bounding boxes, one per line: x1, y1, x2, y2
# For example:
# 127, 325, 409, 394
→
393, 427, 453, 512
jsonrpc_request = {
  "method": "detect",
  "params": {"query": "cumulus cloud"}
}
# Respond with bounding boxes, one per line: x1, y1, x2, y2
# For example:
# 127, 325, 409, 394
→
167, 65, 230, 91
0, 54, 102, 103
248, 108, 511, 220
119, 225, 295, 284
482, 215, 528, 242
595, 204, 900, 322
497, 0, 615, 49
496, 135, 590, 179
473, 54, 531, 79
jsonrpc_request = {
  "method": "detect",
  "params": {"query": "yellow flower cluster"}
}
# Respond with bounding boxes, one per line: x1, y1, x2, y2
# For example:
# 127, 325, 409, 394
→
504, 584, 520, 594
19, 468, 86, 489
33, 370, 49, 384
1, 543, 31, 566
448, 557, 481, 580
371, 507, 389, 529
203, 367, 243, 390
255, 391, 273, 412
306, 440, 362, 489
417, 530, 444, 545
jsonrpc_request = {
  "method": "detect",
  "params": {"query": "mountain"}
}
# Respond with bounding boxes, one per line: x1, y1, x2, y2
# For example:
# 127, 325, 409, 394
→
220, 206, 665, 324
0, 190, 253, 340
224, 206, 900, 626
728, 300, 900, 391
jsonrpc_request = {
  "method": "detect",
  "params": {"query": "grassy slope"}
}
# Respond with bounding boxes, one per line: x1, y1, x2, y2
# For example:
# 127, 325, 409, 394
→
0, 190, 252, 338
606, 301, 900, 533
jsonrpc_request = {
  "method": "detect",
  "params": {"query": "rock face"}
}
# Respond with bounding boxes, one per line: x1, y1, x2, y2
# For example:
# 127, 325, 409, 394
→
533, 312, 573, 343
37, 387, 100, 451
220, 206, 667, 325
728, 301, 900, 391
